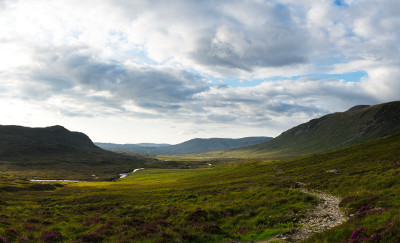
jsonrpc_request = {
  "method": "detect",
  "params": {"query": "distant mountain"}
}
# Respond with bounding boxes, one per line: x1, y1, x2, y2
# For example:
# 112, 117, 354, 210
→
209, 101, 400, 159
95, 142, 170, 151
97, 137, 273, 155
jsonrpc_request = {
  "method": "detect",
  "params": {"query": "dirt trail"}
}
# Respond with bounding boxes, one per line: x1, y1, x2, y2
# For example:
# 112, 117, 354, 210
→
261, 187, 348, 242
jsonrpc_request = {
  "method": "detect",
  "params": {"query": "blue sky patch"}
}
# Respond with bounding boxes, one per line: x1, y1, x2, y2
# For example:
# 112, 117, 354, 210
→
213, 71, 368, 88
334, 0, 348, 7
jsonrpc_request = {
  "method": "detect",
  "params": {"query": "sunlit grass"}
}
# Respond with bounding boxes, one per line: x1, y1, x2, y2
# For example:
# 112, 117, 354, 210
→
0, 162, 316, 242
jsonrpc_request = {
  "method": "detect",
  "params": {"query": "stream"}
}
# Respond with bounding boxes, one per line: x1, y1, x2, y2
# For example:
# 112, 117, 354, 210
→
29, 168, 145, 182
118, 168, 145, 178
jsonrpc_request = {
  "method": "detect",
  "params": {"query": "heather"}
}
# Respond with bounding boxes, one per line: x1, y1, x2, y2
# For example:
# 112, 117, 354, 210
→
1, 133, 400, 242
0, 164, 315, 242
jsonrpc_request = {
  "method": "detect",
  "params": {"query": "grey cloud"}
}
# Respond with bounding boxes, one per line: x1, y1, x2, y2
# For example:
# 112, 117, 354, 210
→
15, 45, 381, 127
206, 114, 238, 123
263, 102, 321, 114
190, 3, 309, 71
58, 109, 94, 118
75, 64, 208, 109
2, 0, 398, 132
188, 76, 381, 126
24, 50, 210, 116
108, 0, 311, 74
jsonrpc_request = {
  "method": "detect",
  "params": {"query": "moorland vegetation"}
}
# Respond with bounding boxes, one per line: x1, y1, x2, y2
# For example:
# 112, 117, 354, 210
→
0, 101, 400, 242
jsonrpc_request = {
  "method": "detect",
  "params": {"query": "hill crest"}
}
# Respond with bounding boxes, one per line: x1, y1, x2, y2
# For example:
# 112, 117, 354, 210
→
209, 101, 400, 158
0, 125, 102, 157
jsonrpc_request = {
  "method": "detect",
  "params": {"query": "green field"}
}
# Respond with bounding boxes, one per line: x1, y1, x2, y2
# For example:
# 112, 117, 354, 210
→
0, 163, 316, 242
1, 133, 400, 242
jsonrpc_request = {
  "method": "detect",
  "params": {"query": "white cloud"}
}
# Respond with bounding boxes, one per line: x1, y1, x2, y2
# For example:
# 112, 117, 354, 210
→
0, 0, 399, 143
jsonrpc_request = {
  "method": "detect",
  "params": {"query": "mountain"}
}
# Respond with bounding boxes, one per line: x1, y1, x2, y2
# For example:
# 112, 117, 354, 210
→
0, 125, 103, 157
97, 137, 273, 155
95, 142, 170, 151
0, 125, 163, 180
207, 101, 400, 159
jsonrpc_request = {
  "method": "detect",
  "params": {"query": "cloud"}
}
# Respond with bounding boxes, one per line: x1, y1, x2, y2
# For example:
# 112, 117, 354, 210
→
189, 3, 310, 72
117, 1, 312, 75
3, 46, 210, 116
191, 23, 308, 72
0, 42, 387, 131
3, 41, 377, 130
0, 0, 399, 142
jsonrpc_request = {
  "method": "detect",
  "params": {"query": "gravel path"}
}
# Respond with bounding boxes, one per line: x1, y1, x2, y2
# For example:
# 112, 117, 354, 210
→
262, 187, 348, 242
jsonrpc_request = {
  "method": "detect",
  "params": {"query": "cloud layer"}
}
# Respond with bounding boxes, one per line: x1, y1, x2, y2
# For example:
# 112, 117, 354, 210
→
0, 0, 399, 143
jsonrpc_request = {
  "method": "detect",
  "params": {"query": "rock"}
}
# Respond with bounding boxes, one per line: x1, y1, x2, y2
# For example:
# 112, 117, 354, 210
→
326, 168, 339, 173
284, 188, 348, 242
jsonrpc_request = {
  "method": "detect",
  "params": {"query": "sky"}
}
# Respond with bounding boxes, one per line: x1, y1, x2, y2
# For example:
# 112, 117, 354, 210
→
1, 0, 400, 144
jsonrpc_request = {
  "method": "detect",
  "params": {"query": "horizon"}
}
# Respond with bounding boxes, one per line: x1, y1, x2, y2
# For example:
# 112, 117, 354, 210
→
1, 1, 399, 144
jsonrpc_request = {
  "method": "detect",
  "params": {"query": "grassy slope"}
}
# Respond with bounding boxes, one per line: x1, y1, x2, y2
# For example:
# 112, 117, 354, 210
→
275, 132, 400, 242
0, 133, 399, 242
201, 101, 400, 159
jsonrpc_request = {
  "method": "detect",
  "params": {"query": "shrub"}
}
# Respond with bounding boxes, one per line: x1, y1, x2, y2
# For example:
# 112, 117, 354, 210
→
187, 208, 208, 222
95, 224, 113, 234
41, 231, 63, 243
23, 226, 36, 231
203, 223, 223, 234
181, 233, 197, 241
153, 220, 171, 227
4, 228, 20, 241
238, 227, 248, 234
357, 205, 370, 213
5, 228, 19, 236
351, 227, 363, 239
26, 218, 40, 223
80, 233, 103, 242
139, 224, 157, 233
83, 217, 106, 226
350, 227, 368, 242
122, 217, 144, 226
158, 231, 173, 243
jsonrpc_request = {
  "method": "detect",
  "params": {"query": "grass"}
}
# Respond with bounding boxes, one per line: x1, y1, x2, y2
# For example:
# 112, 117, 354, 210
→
0, 152, 225, 181
1, 132, 400, 242
275, 132, 400, 242
0, 162, 316, 242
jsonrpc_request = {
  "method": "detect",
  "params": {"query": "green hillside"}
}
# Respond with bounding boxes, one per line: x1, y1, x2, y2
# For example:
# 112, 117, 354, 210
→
206, 101, 400, 159
277, 131, 400, 242
0, 125, 102, 157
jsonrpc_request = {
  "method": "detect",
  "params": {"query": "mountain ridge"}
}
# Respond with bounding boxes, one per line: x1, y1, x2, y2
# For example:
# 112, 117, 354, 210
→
96, 137, 273, 155
0, 125, 104, 157
203, 101, 400, 159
